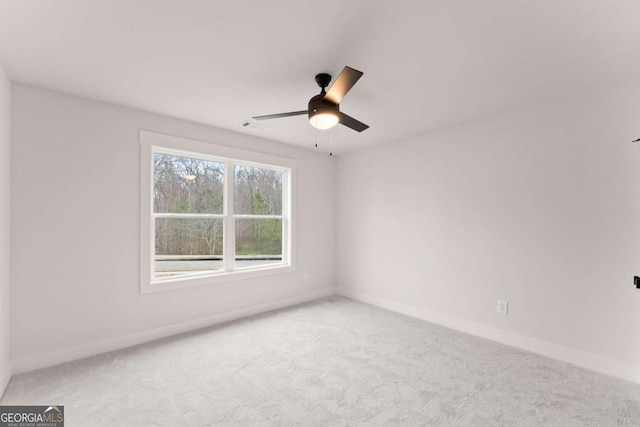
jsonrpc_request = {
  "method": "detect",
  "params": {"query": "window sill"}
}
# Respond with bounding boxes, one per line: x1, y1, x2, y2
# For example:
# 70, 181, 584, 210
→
140, 264, 296, 294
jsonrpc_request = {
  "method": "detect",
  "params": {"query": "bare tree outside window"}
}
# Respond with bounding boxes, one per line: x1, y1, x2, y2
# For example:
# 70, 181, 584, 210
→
153, 154, 225, 278
234, 166, 283, 263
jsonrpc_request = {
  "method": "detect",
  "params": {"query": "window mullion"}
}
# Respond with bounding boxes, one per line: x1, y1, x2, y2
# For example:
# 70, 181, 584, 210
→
282, 168, 289, 265
223, 162, 235, 272
153, 213, 225, 219
233, 214, 283, 220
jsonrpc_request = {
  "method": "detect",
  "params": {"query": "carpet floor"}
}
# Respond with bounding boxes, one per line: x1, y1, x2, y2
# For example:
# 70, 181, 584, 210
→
1, 296, 639, 426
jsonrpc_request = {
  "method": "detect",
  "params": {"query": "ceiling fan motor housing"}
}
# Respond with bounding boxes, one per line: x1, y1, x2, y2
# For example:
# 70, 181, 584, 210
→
308, 93, 339, 120
310, 73, 339, 120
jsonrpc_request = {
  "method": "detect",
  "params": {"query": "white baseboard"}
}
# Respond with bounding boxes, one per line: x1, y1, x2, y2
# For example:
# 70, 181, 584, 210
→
0, 360, 12, 400
337, 287, 640, 385
12, 288, 334, 375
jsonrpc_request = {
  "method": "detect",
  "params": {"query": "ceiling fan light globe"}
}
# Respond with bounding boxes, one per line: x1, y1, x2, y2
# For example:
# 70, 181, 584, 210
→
309, 112, 339, 130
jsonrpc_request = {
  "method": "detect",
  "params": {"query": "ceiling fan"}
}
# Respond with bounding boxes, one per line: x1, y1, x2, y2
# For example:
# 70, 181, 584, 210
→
252, 66, 369, 132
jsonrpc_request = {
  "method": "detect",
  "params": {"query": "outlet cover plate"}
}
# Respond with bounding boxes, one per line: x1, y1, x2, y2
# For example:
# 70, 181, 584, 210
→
497, 300, 509, 315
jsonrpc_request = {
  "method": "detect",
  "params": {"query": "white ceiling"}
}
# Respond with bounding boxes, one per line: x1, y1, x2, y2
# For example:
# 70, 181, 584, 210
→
1, 0, 639, 154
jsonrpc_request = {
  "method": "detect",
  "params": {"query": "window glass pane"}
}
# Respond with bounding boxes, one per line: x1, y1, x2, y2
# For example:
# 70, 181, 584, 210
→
235, 218, 283, 268
155, 218, 223, 279
234, 165, 283, 215
154, 153, 224, 214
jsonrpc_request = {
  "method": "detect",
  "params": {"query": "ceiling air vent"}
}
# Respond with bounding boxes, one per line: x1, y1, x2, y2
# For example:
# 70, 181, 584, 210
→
241, 120, 268, 132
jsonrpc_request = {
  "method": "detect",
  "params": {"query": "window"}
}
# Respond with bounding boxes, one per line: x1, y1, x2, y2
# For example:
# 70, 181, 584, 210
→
140, 131, 295, 293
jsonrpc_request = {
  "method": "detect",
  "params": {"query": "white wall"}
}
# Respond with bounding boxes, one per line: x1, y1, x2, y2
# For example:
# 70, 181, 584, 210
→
11, 84, 335, 372
0, 63, 11, 395
336, 79, 640, 383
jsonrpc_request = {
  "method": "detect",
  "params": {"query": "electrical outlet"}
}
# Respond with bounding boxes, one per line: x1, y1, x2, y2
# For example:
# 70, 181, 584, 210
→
497, 300, 509, 315
304, 273, 310, 283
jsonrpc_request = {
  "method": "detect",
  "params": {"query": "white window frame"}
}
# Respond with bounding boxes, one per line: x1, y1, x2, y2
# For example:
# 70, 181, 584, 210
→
140, 130, 296, 294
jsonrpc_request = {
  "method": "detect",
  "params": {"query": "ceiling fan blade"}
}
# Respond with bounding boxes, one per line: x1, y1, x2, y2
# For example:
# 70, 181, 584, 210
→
339, 112, 369, 132
324, 66, 363, 105
252, 110, 308, 120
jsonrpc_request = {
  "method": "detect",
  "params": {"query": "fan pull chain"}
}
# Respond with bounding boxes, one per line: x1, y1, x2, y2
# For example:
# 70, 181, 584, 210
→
312, 127, 335, 157
329, 128, 333, 156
